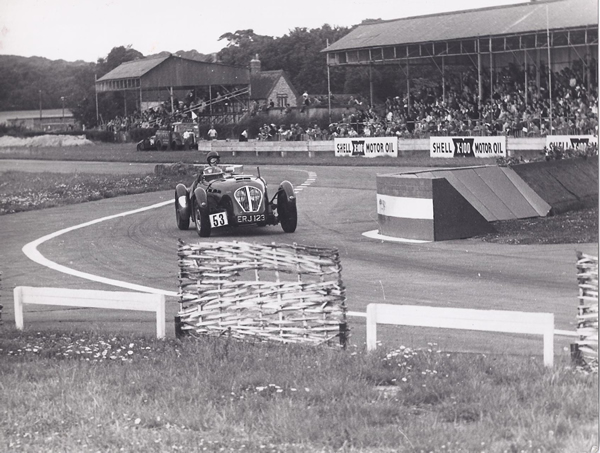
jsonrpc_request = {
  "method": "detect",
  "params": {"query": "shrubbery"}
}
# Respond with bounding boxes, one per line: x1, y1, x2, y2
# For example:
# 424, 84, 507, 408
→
128, 127, 156, 143
83, 129, 114, 142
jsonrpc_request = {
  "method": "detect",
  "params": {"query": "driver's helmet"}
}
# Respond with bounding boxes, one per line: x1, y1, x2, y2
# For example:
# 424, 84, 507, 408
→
207, 150, 220, 165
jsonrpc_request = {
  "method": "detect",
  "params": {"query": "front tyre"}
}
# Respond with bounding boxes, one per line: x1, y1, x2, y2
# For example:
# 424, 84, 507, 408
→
194, 202, 212, 237
175, 196, 190, 230
278, 190, 297, 233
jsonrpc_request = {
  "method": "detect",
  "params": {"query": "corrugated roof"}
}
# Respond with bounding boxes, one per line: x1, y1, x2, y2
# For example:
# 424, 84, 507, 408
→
96, 55, 170, 81
324, 0, 598, 52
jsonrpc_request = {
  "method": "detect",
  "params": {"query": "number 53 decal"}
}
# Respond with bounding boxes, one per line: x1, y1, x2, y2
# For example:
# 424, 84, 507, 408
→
209, 212, 229, 228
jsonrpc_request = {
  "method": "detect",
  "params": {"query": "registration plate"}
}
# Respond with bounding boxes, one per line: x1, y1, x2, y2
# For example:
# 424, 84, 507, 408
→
209, 212, 228, 228
237, 214, 265, 224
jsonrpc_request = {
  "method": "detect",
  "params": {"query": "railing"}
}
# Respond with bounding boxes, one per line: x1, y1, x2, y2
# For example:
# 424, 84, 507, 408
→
366, 303, 555, 367
14, 287, 166, 339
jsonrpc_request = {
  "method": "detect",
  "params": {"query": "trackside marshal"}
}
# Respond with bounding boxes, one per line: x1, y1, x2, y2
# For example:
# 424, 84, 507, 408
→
335, 137, 398, 157
430, 136, 507, 158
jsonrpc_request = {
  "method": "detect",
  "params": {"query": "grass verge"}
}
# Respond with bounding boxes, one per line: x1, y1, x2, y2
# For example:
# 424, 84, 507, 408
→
0, 171, 183, 215
0, 327, 597, 453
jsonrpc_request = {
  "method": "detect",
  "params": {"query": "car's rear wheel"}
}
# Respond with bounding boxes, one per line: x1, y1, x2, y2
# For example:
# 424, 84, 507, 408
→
155, 139, 163, 151
175, 196, 189, 230
194, 201, 212, 237
137, 142, 143, 151
278, 191, 297, 233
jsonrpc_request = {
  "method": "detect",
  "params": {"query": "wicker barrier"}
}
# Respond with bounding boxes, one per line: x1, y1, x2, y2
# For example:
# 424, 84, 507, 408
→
575, 252, 598, 368
176, 240, 348, 346
0, 271, 3, 325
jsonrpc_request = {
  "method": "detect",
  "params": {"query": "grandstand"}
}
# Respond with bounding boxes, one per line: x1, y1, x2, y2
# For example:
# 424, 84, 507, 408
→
323, 0, 598, 138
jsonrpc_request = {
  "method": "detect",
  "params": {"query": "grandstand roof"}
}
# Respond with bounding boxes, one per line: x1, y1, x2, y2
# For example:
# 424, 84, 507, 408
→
96, 55, 169, 82
95, 54, 250, 92
324, 0, 598, 52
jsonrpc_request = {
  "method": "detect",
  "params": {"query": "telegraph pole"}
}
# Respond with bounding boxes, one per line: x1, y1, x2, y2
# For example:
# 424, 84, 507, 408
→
39, 90, 42, 129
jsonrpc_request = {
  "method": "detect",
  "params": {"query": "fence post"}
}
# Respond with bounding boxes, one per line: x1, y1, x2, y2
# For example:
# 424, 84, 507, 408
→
156, 295, 166, 339
543, 316, 554, 367
366, 304, 378, 351
14, 287, 24, 330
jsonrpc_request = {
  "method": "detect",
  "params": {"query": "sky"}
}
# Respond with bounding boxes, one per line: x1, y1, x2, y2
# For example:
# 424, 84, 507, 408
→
0, 0, 527, 63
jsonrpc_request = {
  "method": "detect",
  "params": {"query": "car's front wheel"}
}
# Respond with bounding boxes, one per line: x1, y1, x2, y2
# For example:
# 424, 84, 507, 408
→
175, 196, 190, 230
278, 190, 297, 233
194, 201, 212, 237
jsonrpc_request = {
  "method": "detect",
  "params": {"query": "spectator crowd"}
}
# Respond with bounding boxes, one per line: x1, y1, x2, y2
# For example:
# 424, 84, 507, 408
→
105, 62, 597, 140
326, 63, 597, 140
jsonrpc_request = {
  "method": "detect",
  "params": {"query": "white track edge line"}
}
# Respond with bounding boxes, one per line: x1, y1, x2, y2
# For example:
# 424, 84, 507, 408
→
22, 200, 178, 297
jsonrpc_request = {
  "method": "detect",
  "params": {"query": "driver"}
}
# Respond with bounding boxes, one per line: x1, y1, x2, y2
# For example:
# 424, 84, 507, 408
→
203, 151, 223, 175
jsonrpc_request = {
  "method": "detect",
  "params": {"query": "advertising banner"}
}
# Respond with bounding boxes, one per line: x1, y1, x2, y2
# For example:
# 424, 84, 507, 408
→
545, 135, 598, 150
430, 136, 507, 158
334, 137, 398, 158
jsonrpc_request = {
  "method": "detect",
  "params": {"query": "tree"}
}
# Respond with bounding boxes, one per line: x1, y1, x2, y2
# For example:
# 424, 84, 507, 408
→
217, 30, 275, 69
96, 45, 143, 78
217, 24, 352, 96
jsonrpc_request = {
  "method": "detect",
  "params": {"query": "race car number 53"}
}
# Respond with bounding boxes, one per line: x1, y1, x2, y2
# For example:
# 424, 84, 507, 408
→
209, 212, 228, 227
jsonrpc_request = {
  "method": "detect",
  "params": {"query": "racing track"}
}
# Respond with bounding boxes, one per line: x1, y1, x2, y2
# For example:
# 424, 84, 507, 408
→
2, 162, 596, 359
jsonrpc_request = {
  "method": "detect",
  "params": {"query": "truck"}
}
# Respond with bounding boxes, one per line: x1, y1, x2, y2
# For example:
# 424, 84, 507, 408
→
137, 122, 199, 151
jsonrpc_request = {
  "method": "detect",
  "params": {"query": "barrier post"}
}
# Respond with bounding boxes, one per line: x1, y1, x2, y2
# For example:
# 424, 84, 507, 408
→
155, 295, 166, 339
366, 304, 378, 351
14, 287, 24, 330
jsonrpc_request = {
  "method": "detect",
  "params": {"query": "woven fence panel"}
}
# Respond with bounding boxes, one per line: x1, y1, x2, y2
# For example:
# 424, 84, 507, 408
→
177, 240, 347, 346
576, 252, 598, 368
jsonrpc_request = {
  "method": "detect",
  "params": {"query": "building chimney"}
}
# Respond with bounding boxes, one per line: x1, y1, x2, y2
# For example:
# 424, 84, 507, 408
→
250, 54, 261, 75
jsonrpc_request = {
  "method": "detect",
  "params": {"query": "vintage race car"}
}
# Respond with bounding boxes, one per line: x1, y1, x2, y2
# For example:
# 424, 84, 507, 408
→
174, 165, 297, 237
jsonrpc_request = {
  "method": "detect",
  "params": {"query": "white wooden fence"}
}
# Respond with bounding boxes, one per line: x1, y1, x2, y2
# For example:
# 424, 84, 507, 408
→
366, 303, 555, 367
14, 287, 166, 339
